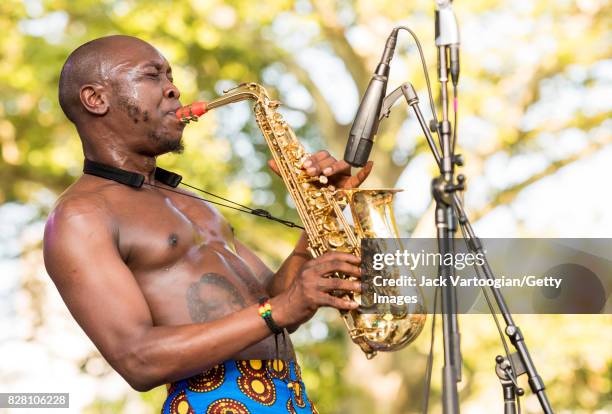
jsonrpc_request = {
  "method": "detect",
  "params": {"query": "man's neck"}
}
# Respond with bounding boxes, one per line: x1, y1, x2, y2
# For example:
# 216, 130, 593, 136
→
84, 148, 157, 183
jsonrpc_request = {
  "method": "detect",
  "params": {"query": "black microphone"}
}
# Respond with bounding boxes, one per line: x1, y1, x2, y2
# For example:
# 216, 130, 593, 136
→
344, 28, 399, 167
435, 0, 460, 85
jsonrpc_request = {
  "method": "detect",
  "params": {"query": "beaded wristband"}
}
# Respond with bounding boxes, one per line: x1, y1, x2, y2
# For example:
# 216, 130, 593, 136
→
258, 297, 283, 335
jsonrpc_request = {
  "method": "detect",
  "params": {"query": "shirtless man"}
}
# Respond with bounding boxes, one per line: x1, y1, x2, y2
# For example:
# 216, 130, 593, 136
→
43, 35, 373, 413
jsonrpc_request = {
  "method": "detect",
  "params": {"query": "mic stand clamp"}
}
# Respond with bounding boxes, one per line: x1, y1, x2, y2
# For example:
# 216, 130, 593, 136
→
380, 83, 465, 180
495, 354, 526, 414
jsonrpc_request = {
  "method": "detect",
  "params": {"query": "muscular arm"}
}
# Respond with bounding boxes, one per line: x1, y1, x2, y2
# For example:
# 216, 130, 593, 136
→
43, 197, 292, 392
235, 232, 311, 298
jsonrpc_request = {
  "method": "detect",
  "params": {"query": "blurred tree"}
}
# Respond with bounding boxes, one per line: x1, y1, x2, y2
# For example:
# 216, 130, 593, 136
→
1, 0, 610, 413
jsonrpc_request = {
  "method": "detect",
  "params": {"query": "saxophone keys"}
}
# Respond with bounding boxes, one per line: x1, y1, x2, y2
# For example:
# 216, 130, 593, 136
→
322, 218, 339, 231
315, 197, 327, 209
318, 175, 328, 184
294, 148, 305, 159
274, 125, 286, 137
327, 232, 345, 247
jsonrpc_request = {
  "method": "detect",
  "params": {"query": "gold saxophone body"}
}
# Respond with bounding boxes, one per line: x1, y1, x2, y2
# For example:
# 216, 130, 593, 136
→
177, 83, 426, 358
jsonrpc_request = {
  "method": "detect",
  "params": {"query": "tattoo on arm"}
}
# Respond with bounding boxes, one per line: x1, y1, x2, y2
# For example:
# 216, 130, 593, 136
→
186, 273, 246, 323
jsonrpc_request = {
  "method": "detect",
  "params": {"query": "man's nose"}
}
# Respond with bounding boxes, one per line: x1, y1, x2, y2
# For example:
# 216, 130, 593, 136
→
164, 81, 180, 100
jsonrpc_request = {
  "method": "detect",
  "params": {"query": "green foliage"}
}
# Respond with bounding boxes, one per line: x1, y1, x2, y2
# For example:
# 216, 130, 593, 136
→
1, 0, 611, 413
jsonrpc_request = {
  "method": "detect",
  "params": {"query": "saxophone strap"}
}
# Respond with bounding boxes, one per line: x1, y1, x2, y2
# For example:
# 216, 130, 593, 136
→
84, 158, 182, 188
83, 159, 303, 229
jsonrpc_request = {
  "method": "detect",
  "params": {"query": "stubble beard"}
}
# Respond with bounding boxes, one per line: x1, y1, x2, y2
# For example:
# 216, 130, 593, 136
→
148, 129, 184, 154
117, 94, 185, 154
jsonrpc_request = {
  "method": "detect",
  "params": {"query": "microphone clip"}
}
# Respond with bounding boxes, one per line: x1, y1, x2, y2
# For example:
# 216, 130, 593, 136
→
435, 0, 460, 47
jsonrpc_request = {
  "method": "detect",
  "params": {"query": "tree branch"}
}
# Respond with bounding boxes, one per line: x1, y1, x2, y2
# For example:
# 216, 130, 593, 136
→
470, 135, 612, 222
310, 0, 370, 88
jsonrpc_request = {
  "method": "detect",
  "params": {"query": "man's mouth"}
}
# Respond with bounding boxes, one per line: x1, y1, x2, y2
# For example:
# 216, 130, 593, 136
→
165, 109, 186, 129
166, 104, 182, 116
166, 110, 183, 122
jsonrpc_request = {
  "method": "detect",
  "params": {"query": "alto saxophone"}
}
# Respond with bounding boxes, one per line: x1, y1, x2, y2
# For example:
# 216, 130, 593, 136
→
177, 83, 426, 358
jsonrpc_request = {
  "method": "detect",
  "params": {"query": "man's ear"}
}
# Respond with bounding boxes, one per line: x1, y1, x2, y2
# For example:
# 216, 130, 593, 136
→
79, 84, 109, 116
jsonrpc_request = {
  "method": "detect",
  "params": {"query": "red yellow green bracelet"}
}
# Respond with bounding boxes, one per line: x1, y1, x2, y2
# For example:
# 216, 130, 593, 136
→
258, 297, 283, 334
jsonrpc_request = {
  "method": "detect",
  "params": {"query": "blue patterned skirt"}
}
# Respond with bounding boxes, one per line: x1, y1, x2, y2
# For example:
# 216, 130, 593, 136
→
161, 360, 319, 413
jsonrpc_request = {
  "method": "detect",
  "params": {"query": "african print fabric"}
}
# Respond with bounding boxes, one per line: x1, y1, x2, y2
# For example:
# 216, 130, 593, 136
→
161, 360, 319, 414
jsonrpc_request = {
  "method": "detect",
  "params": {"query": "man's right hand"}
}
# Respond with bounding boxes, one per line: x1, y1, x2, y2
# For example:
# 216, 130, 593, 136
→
272, 251, 362, 329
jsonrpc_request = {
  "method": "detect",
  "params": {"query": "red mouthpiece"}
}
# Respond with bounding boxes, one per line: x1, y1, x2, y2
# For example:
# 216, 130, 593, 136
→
175, 102, 208, 122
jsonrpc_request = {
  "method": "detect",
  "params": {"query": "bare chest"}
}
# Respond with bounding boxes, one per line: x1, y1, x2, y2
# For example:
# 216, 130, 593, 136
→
109, 187, 268, 323
115, 188, 236, 271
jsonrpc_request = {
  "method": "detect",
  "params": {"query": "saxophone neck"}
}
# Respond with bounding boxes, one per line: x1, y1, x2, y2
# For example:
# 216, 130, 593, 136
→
211, 82, 269, 109
176, 83, 272, 123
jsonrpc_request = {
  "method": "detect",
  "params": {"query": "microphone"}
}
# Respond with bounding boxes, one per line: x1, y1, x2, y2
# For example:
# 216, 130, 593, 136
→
344, 28, 399, 167
435, 0, 460, 85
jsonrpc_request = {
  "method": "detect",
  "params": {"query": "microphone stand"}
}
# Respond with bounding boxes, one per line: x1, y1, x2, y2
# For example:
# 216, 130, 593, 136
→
381, 81, 461, 414
435, 0, 463, 406
380, 79, 554, 413
435, 21, 463, 413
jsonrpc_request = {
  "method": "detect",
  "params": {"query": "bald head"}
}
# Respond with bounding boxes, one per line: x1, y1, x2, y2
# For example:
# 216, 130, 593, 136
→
58, 35, 184, 156
58, 35, 156, 124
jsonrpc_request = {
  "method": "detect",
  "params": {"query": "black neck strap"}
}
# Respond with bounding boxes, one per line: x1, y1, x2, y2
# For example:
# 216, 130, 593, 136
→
83, 159, 182, 188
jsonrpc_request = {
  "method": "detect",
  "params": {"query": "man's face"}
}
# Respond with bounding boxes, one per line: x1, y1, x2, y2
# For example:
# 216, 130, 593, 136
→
106, 40, 185, 155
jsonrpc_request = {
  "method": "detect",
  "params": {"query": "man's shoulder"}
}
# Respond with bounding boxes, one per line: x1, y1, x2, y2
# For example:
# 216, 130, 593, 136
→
45, 179, 116, 237
43, 180, 121, 284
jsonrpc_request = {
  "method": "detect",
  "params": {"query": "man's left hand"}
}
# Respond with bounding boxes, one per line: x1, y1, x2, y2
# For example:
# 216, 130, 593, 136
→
268, 150, 373, 189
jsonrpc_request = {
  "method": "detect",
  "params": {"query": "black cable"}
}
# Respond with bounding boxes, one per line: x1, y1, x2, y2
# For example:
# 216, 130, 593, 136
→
473, 262, 522, 413
517, 382, 522, 414
457, 227, 521, 413
144, 181, 304, 229
395, 26, 443, 146
390, 25, 444, 414
180, 181, 256, 213
387, 25, 443, 414
452, 85, 458, 157
421, 285, 439, 414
